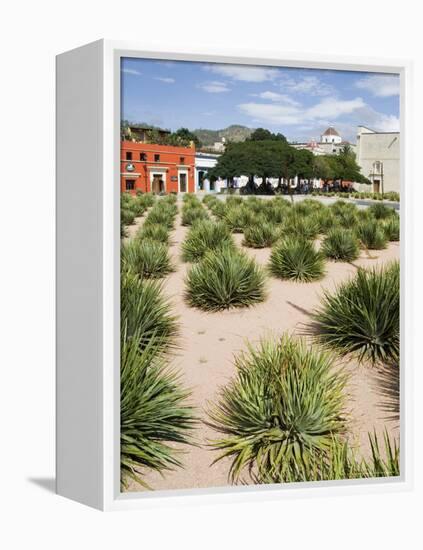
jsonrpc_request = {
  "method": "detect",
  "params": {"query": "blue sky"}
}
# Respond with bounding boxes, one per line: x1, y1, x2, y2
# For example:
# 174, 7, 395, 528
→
121, 57, 400, 143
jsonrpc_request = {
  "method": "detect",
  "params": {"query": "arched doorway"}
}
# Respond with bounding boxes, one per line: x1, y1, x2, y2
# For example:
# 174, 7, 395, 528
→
151, 174, 165, 194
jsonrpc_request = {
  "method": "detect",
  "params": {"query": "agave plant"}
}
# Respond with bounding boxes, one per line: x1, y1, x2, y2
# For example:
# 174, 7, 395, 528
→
181, 206, 208, 226
181, 220, 235, 262
209, 335, 347, 483
270, 237, 325, 282
321, 228, 360, 262
122, 239, 173, 279
144, 208, 176, 230
224, 206, 256, 233
120, 331, 196, 488
185, 245, 266, 311
314, 208, 337, 234
121, 207, 135, 227
209, 200, 227, 219
256, 430, 399, 483
285, 213, 320, 240
137, 223, 170, 244
121, 268, 178, 355
243, 222, 280, 248
137, 192, 155, 208
356, 219, 388, 250
369, 203, 397, 220
383, 215, 400, 241
312, 261, 399, 364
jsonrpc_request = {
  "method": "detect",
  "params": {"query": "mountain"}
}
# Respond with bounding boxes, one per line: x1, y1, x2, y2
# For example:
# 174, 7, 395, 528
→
193, 125, 254, 146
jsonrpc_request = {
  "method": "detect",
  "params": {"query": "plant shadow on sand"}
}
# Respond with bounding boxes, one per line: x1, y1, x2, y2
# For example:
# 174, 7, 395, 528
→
370, 364, 400, 424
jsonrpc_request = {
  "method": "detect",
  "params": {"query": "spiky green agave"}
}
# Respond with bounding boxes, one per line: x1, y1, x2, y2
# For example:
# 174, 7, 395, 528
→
122, 239, 173, 279
269, 237, 326, 282
312, 261, 399, 364
120, 332, 195, 488
185, 246, 266, 311
209, 335, 347, 483
321, 228, 360, 262
181, 220, 235, 262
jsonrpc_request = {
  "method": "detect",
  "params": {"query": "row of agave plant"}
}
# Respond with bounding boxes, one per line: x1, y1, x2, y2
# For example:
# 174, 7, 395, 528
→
179, 196, 399, 311
120, 194, 196, 488
120, 191, 156, 237
190, 195, 400, 482
119, 193, 400, 488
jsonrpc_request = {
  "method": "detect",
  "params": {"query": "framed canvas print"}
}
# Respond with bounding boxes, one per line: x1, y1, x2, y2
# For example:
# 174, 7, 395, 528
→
56, 40, 412, 510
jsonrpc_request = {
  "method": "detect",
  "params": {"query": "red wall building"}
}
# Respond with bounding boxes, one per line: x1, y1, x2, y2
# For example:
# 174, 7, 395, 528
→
121, 141, 196, 194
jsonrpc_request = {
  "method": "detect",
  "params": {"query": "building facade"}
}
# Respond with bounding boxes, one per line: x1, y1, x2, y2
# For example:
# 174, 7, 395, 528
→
291, 127, 355, 156
121, 141, 196, 194
355, 126, 400, 193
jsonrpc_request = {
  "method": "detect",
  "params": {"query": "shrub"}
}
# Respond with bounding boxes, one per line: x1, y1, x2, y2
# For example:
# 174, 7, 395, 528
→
243, 222, 280, 248
356, 219, 388, 249
185, 246, 266, 311
321, 228, 360, 262
257, 431, 399, 483
121, 268, 178, 355
209, 200, 227, 219
120, 332, 195, 488
382, 215, 400, 241
209, 335, 346, 483
314, 208, 337, 234
137, 223, 170, 244
139, 192, 156, 208
144, 208, 175, 229
121, 207, 135, 226
130, 197, 147, 217
122, 239, 173, 279
270, 237, 325, 282
224, 206, 256, 233
181, 206, 208, 226
284, 214, 320, 240
369, 203, 396, 220
312, 261, 399, 364
181, 220, 234, 262
263, 203, 286, 224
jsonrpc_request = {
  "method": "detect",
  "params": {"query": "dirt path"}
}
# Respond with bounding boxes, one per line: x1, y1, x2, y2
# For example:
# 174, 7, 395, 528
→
126, 202, 400, 492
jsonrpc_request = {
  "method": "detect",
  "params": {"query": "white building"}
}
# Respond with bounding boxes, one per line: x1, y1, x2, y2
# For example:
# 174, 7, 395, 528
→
321, 126, 342, 144
195, 152, 225, 193
291, 127, 355, 156
355, 126, 400, 193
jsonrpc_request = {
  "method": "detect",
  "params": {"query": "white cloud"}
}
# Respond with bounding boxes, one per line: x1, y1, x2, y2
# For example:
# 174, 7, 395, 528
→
122, 68, 141, 76
238, 97, 366, 126
205, 64, 279, 82
306, 97, 366, 119
355, 75, 400, 97
279, 75, 334, 96
255, 91, 300, 106
154, 77, 175, 83
374, 114, 400, 131
198, 81, 230, 93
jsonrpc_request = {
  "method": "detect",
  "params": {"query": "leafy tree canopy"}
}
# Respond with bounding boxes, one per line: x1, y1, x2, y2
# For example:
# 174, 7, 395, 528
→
247, 128, 287, 142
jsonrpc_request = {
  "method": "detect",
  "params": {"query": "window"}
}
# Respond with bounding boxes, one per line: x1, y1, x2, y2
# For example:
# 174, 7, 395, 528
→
125, 180, 135, 191
154, 154, 160, 162
140, 152, 147, 161
126, 151, 132, 160
180, 156, 185, 164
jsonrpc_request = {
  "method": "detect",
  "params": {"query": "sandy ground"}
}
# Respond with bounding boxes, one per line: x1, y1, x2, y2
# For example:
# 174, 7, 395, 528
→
125, 201, 400, 492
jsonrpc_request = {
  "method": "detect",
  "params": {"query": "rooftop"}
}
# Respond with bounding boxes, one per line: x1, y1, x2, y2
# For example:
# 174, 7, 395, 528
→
322, 126, 340, 137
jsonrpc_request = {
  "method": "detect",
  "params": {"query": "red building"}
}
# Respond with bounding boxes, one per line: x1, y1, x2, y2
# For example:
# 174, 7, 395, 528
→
121, 141, 196, 194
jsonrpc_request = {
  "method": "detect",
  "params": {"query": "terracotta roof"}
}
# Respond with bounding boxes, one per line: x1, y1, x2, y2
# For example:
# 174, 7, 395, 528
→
322, 127, 340, 137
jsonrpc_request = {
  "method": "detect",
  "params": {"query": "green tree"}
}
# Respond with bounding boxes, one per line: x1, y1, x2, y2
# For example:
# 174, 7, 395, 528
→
170, 127, 202, 148
247, 128, 287, 142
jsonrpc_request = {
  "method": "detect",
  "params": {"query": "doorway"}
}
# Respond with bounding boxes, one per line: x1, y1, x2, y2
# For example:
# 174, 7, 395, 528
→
152, 174, 164, 194
373, 180, 380, 193
179, 172, 187, 193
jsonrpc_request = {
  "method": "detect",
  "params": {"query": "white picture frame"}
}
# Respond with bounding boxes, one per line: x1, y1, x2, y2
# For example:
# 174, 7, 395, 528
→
56, 39, 413, 511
